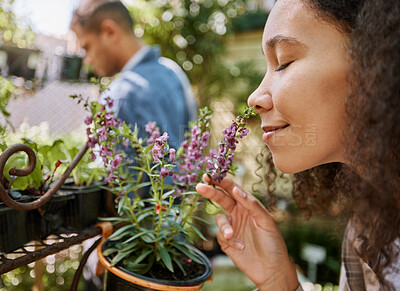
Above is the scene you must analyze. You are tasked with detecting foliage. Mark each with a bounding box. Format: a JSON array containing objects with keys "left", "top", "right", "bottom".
[
  {"left": 1, "top": 135, "right": 105, "bottom": 192},
  {"left": 125, "top": 0, "right": 261, "bottom": 106},
  {"left": 75, "top": 93, "right": 255, "bottom": 275},
  {"left": 0, "top": 0, "right": 35, "bottom": 48},
  {"left": 232, "top": 9, "right": 269, "bottom": 32},
  {"left": 0, "top": 76, "right": 17, "bottom": 135}
]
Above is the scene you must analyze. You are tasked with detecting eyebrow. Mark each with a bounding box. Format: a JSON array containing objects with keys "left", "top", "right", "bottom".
[{"left": 265, "top": 35, "right": 307, "bottom": 49}]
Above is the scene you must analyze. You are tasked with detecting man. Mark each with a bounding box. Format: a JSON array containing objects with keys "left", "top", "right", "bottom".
[{"left": 71, "top": 0, "right": 197, "bottom": 149}]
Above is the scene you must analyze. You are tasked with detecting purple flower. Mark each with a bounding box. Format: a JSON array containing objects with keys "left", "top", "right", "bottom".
[
  {"left": 200, "top": 131, "right": 210, "bottom": 149},
  {"left": 217, "top": 155, "right": 227, "bottom": 168},
  {"left": 147, "top": 125, "right": 161, "bottom": 145},
  {"left": 145, "top": 121, "right": 157, "bottom": 134},
  {"left": 218, "top": 142, "right": 227, "bottom": 155},
  {"left": 105, "top": 173, "right": 118, "bottom": 182},
  {"left": 191, "top": 126, "right": 201, "bottom": 138},
  {"left": 123, "top": 138, "right": 129, "bottom": 150},
  {"left": 99, "top": 145, "right": 112, "bottom": 158},
  {"left": 98, "top": 127, "right": 108, "bottom": 142},
  {"left": 84, "top": 116, "right": 93, "bottom": 125},
  {"left": 160, "top": 168, "right": 170, "bottom": 179},
  {"left": 90, "top": 151, "right": 96, "bottom": 161},
  {"left": 106, "top": 98, "right": 114, "bottom": 108},
  {"left": 104, "top": 112, "right": 118, "bottom": 127},
  {"left": 169, "top": 149, "right": 176, "bottom": 162},
  {"left": 111, "top": 155, "right": 122, "bottom": 169},
  {"left": 188, "top": 173, "right": 198, "bottom": 184},
  {"left": 239, "top": 128, "right": 249, "bottom": 138},
  {"left": 159, "top": 132, "right": 169, "bottom": 143},
  {"left": 87, "top": 137, "right": 97, "bottom": 148},
  {"left": 225, "top": 136, "right": 238, "bottom": 150}
]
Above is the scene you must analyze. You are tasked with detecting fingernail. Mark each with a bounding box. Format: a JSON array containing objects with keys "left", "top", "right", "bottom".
[
  {"left": 234, "top": 240, "right": 245, "bottom": 250},
  {"left": 235, "top": 187, "right": 246, "bottom": 198},
  {"left": 223, "top": 228, "right": 233, "bottom": 239}
]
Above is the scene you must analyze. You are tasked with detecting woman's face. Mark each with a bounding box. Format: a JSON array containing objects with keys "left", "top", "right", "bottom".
[{"left": 248, "top": 0, "right": 350, "bottom": 173}]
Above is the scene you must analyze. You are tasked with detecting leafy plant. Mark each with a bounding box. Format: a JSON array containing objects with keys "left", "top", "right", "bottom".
[
  {"left": 1, "top": 137, "right": 105, "bottom": 193},
  {"left": 0, "top": 76, "right": 17, "bottom": 135},
  {"left": 77, "top": 94, "right": 255, "bottom": 276}
]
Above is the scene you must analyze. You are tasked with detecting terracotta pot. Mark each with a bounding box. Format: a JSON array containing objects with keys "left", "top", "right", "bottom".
[{"left": 96, "top": 223, "right": 213, "bottom": 291}]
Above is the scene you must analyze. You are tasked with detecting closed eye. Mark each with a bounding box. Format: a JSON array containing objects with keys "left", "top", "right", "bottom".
[{"left": 275, "top": 61, "right": 293, "bottom": 72}]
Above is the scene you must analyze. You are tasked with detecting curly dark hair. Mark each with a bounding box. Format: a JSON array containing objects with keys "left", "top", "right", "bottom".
[{"left": 255, "top": 0, "right": 400, "bottom": 288}]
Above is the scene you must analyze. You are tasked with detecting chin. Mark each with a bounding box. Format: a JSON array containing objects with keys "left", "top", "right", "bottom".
[{"left": 271, "top": 154, "right": 313, "bottom": 174}]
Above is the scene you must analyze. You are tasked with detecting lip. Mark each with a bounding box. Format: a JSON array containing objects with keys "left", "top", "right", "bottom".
[{"left": 262, "top": 124, "right": 290, "bottom": 143}]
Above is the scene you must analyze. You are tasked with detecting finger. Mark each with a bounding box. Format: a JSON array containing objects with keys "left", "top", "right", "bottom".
[
  {"left": 196, "top": 183, "right": 236, "bottom": 212},
  {"left": 231, "top": 186, "right": 276, "bottom": 229},
  {"left": 216, "top": 230, "right": 245, "bottom": 251},
  {"left": 202, "top": 174, "right": 237, "bottom": 195},
  {"left": 216, "top": 213, "right": 234, "bottom": 239}
]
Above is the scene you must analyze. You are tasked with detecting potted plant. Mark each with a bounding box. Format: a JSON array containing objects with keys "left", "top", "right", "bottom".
[
  {"left": 0, "top": 139, "right": 76, "bottom": 244},
  {"left": 56, "top": 141, "right": 107, "bottom": 231},
  {"left": 78, "top": 95, "right": 256, "bottom": 290}
]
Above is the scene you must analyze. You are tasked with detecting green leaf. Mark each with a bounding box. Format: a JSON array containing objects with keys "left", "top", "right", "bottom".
[
  {"left": 108, "top": 224, "right": 135, "bottom": 241},
  {"left": 128, "top": 165, "right": 150, "bottom": 173},
  {"left": 158, "top": 245, "right": 174, "bottom": 273},
  {"left": 102, "top": 248, "right": 119, "bottom": 256},
  {"left": 110, "top": 251, "right": 132, "bottom": 266},
  {"left": 191, "top": 216, "right": 211, "bottom": 225},
  {"left": 173, "top": 256, "right": 187, "bottom": 276},
  {"left": 136, "top": 212, "right": 152, "bottom": 223},
  {"left": 141, "top": 233, "right": 156, "bottom": 243},
  {"left": 171, "top": 243, "right": 203, "bottom": 265},
  {"left": 98, "top": 216, "right": 130, "bottom": 223},
  {"left": 122, "top": 230, "right": 150, "bottom": 244},
  {"left": 125, "top": 249, "right": 153, "bottom": 267},
  {"left": 162, "top": 189, "right": 175, "bottom": 199},
  {"left": 187, "top": 222, "right": 208, "bottom": 241}
]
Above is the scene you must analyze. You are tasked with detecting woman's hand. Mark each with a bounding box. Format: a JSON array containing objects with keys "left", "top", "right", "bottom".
[{"left": 196, "top": 175, "right": 299, "bottom": 291}]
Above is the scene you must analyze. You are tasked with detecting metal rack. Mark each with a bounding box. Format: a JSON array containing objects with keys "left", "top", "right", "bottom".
[
  {"left": 0, "top": 227, "right": 101, "bottom": 275},
  {"left": 0, "top": 143, "right": 100, "bottom": 289}
]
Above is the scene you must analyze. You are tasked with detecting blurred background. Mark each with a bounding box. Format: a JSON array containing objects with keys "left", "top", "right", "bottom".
[{"left": 0, "top": 0, "right": 344, "bottom": 290}]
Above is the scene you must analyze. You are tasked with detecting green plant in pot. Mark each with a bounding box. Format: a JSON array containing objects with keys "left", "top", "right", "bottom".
[
  {"left": 81, "top": 97, "right": 255, "bottom": 290},
  {"left": 0, "top": 138, "right": 76, "bottom": 244},
  {"left": 56, "top": 140, "right": 107, "bottom": 231}
]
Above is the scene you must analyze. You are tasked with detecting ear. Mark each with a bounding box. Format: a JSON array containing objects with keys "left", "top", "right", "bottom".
[{"left": 99, "top": 19, "right": 121, "bottom": 41}]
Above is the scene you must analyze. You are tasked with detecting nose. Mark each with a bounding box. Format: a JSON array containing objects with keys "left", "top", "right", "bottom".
[{"left": 247, "top": 74, "right": 273, "bottom": 113}]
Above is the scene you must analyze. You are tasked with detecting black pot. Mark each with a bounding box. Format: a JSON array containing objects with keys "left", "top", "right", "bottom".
[
  {"left": 30, "top": 191, "right": 75, "bottom": 240},
  {"left": 60, "top": 181, "right": 108, "bottom": 230},
  {"left": 100, "top": 240, "right": 213, "bottom": 291},
  {"left": 0, "top": 192, "right": 36, "bottom": 253}
]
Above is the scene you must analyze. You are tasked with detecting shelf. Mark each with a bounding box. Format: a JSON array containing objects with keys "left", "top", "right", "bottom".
[{"left": 0, "top": 227, "right": 101, "bottom": 275}]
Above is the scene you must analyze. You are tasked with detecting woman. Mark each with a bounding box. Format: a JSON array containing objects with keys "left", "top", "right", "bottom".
[{"left": 196, "top": 0, "right": 400, "bottom": 290}]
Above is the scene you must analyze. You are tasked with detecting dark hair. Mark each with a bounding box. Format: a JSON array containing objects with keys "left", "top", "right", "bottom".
[
  {"left": 255, "top": 0, "right": 399, "bottom": 289},
  {"left": 72, "top": 0, "right": 133, "bottom": 33},
  {"left": 346, "top": 0, "right": 400, "bottom": 286}
]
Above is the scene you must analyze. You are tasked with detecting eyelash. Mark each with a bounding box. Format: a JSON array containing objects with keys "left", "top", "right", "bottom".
[{"left": 275, "top": 62, "right": 293, "bottom": 72}]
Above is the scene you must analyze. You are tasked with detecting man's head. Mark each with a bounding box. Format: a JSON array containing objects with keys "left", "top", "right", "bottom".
[{"left": 71, "top": 0, "right": 140, "bottom": 77}]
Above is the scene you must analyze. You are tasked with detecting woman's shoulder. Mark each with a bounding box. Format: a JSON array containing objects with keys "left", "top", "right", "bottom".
[{"left": 341, "top": 220, "right": 400, "bottom": 290}]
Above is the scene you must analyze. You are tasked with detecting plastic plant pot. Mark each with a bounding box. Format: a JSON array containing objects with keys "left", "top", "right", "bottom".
[
  {"left": 29, "top": 191, "right": 75, "bottom": 240},
  {"left": 98, "top": 239, "right": 213, "bottom": 291},
  {"left": 0, "top": 192, "right": 35, "bottom": 253},
  {"left": 61, "top": 181, "right": 108, "bottom": 231}
]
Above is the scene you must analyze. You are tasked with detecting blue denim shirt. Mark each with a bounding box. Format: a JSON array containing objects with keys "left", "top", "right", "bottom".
[{"left": 103, "top": 46, "right": 197, "bottom": 149}]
